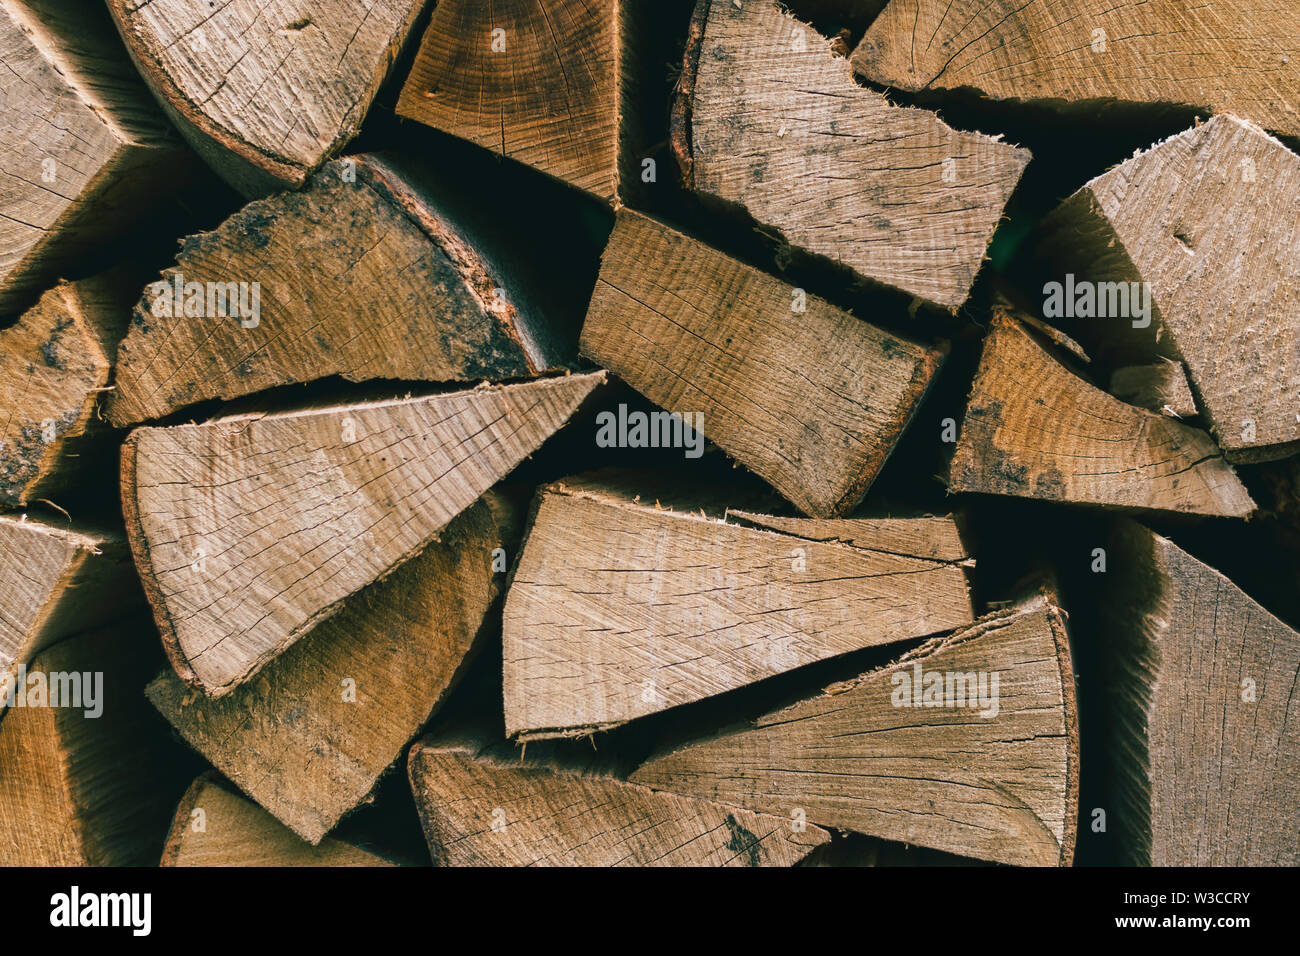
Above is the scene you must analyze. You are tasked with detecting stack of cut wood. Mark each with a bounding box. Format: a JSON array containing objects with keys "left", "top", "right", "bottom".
[{"left": 0, "top": 0, "right": 1296, "bottom": 868}]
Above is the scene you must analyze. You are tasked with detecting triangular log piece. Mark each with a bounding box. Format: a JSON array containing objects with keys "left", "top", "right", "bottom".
[
  {"left": 147, "top": 492, "right": 517, "bottom": 844},
  {"left": 1, "top": 275, "right": 132, "bottom": 506},
  {"left": 1029, "top": 115, "right": 1300, "bottom": 463},
  {"left": 107, "top": 154, "right": 573, "bottom": 427},
  {"left": 396, "top": 0, "right": 653, "bottom": 203},
  {"left": 0, "top": 621, "right": 189, "bottom": 865},
  {"left": 1, "top": 516, "right": 138, "bottom": 712},
  {"left": 161, "top": 773, "right": 394, "bottom": 867},
  {"left": 503, "top": 477, "right": 974, "bottom": 741},
  {"left": 1109, "top": 358, "right": 1199, "bottom": 419},
  {"left": 631, "top": 590, "right": 1079, "bottom": 867},
  {"left": 0, "top": 0, "right": 186, "bottom": 312},
  {"left": 673, "top": 0, "right": 1029, "bottom": 311},
  {"left": 1093, "top": 520, "right": 1300, "bottom": 866},
  {"left": 121, "top": 371, "right": 604, "bottom": 698},
  {"left": 947, "top": 309, "right": 1254, "bottom": 518},
  {"left": 408, "top": 737, "right": 830, "bottom": 866},
  {"left": 852, "top": 1, "right": 1300, "bottom": 140},
  {"left": 106, "top": 0, "right": 425, "bottom": 195},
  {"left": 581, "top": 211, "right": 944, "bottom": 517}
]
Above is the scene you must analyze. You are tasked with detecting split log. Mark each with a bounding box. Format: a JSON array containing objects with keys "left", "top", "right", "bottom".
[
  {"left": 147, "top": 493, "right": 517, "bottom": 844},
  {"left": 408, "top": 737, "right": 831, "bottom": 866},
  {"left": 1091, "top": 520, "right": 1300, "bottom": 866},
  {"left": 1086, "top": 522, "right": 1300, "bottom": 868},
  {"left": 673, "top": 0, "right": 1029, "bottom": 311},
  {"left": 581, "top": 211, "right": 944, "bottom": 517},
  {"left": 1, "top": 516, "right": 138, "bottom": 712},
  {"left": 0, "top": 275, "right": 132, "bottom": 507},
  {"left": 0, "top": 621, "right": 187, "bottom": 866},
  {"left": 852, "top": 0, "right": 1300, "bottom": 140},
  {"left": 0, "top": 0, "right": 186, "bottom": 313},
  {"left": 504, "top": 475, "right": 975, "bottom": 740},
  {"left": 162, "top": 773, "right": 393, "bottom": 867},
  {"left": 122, "top": 370, "right": 604, "bottom": 698},
  {"left": 947, "top": 310, "right": 1254, "bottom": 519},
  {"left": 1109, "top": 358, "right": 1198, "bottom": 419},
  {"left": 106, "top": 0, "right": 425, "bottom": 195},
  {"left": 1029, "top": 114, "right": 1300, "bottom": 463},
  {"left": 107, "top": 153, "right": 576, "bottom": 427},
  {"left": 631, "top": 588, "right": 1079, "bottom": 867},
  {"left": 396, "top": 0, "right": 653, "bottom": 203}
]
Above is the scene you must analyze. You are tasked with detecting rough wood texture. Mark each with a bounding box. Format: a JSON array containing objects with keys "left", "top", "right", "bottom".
[
  {"left": 1030, "top": 115, "right": 1300, "bottom": 463},
  {"left": 852, "top": 0, "right": 1300, "bottom": 140},
  {"left": 121, "top": 371, "right": 604, "bottom": 698},
  {"left": 632, "top": 590, "right": 1079, "bottom": 867},
  {"left": 504, "top": 477, "right": 975, "bottom": 740},
  {"left": 0, "top": 0, "right": 183, "bottom": 312},
  {"left": 948, "top": 310, "right": 1254, "bottom": 518},
  {"left": 581, "top": 211, "right": 944, "bottom": 517},
  {"left": 396, "top": 0, "right": 638, "bottom": 202},
  {"left": 107, "top": 154, "right": 570, "bottom": 427},
  {"left": 1110, "top": 358, "right": 1198, "bottom": 419},
  {"left": 0, "top": 622, "right": 185, "bottom": 866},
  {"left": 147, "top": 494, "right": 515, "bottom": 843},
  {"left": 409, "top": 738, "right": 830, "bottom": 866},
  {"left": 161, "top": 774, "right": 393, "bottom": 867},
  {"left": 0, "top": 517, "right": 137, "bottom": 713},
  {"left": 0, "top": 276, "right": 130, "bottom": 506},
  {"left": 675, "top": 0, "right": 1029, "bottom": 311},
  {"left": 1094, "top": 521, "right": 1300, "bottom": 866},
  {"left": 106, "top": 0, "right": 424, "bottom": 194}
]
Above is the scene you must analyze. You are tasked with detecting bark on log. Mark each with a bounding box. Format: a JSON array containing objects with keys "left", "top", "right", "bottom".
[
  {"left": 1091, "top": 520, "right": 1300, "bottom": 866},
  {"left": 673, "top": 0, "right": 1029, "bottom": 311},
  {"left": 0, "top": 621, "right": 187, "bottom": 865},
  {"left": 503, "top": 475, "right": 974, "bottom": 741},
  {"left": 147, "top": 493, "right": 517, "bottom": 844},
  {"left": 121, "top": 371, "right": 604, "bottom": 698},
  {"left": 0, "top": 516, "right": 138, "bottom": 714},
  {"left": 106, "top": 0, "right": 425, "bottom": 195},
  {"left": 947, "top": 309, "right": 1254, "bottom": 519},
  {"left": 852, "top": 0, "right": 1300, "bottom": 140},
  {"left": 408, "top": 736, "right": 831, "bottom": 866},
  {"left": 1029, "top": 114, "right": 1300, "bottom": 463},
  {"left": 0, "top": 275, "right": 132, "bottom": 506},
  {"left": 581, "top": 210, "right": 944, "bottom": 517},
  {"left": 107, "top": 153, "right": 575, "bottom": 428},
  {"left": 631, "top": 588, "right": 1080, "bottom": 867},
  {"left": 0, "top": 0, "right": 186, "bottom": 313},
  {"left": 161, "top": 773, "right": 394, "bottom": 867}
]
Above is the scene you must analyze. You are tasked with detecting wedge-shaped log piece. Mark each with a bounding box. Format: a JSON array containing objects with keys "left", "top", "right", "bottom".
[
  {"left": 106, "top": 0, "right": 424, "bottom": 194},
  {"left": 1094, "top": 521, "right": 1300, "bottom": 866},
  {"left": 1030, "top": 115, "right": 1300, "bottom": 462},
  {"left": 122, "top": 371, "right": 604, "bottom": 698},
  {"left": 632, "top": 591, "right": 1079, "bottom": 867},
  {"left": 1, "top": 276, "right": 131, "bottom": 506},
  {"left": 397, "top": 0, "right": 647, "bottom": 202},
  {"left": 148, "top": 494, "right": 516, "bottom": 843},
  {"left": 107, "top": 154, "right": 573, "bottom": 427},
  {"left": 1, "top": 517, "right": 137, "bottom": 711},
  {"left": 581, "top": 211, "right": 944, "bottom": 517},
  {"left": 948, "top": 311, "right": 1253, "bottom": 518},
  {"left": 162, "top": 774, "right": 394, "bottom": 867},
  {"left": 1110, "top": 358, "right": 1198, "bottom": 419},
  {"left": 409, "top": 738, "right": 830, "bottom": 866},
  {"left": 853, "top": 1, "right": 1300, "bottom": 140},
  {"left": 0, "top": 621, "right": 188, "bottom": 865},
  {"left": 504, "top": 477, "right": 974, "bottom": 740},
  {"left": 675, "top": 0, "right": 1029, "bottom": 310},
  {"left": 0, "top": 0, "right": 185, "bottom": 312}
]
